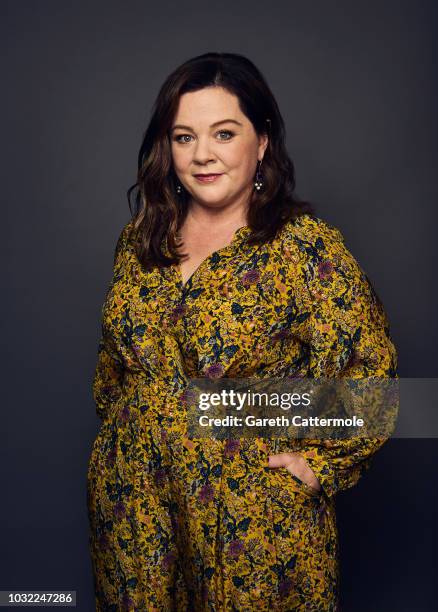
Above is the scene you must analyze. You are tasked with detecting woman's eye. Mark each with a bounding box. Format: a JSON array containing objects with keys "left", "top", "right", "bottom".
[
  {"left": 174, "top": 134, "right": 193, "bottom": 144},
  {"left": 173, "top": 130, "right": 235, "bottom": 144},
  {"left": 217, "top": 130, "right": 234, "bottom": 140}
]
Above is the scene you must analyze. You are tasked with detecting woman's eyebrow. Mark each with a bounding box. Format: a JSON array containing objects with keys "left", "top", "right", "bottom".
[{"left": 171, "top": 119, "right": 243, "bottom": 133}]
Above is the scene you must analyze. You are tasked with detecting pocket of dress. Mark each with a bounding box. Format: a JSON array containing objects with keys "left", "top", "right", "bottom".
[{"left": 267, "top": 465, "right": 322, "bottom": 502}]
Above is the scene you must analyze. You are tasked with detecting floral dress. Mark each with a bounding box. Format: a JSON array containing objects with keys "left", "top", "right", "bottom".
[{"left": 86, "top": 213, "right": 397, "bottom": 611}]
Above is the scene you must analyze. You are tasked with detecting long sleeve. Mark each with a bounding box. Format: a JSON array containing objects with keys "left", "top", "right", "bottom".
[
  {"left": 92, "top": 222, "right": 132, "bottom": 421},
  {"left": 292, "top": 219, "right": 398, "bottom": 498}
]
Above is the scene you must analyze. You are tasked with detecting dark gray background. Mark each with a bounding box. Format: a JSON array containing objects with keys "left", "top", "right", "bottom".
[{"left": 2, "top": 0, "right": 437, "bottom": 610}]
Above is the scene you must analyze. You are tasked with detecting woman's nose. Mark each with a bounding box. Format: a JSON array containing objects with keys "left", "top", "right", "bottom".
[{"left": 192, "top": 136, "right": 215, "bottom": 164}]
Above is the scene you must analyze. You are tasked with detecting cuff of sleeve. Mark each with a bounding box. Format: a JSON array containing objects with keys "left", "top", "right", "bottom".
[
  {"left": 93, "top": 384, "right": 122, "bottom": 421},
  {"left": 298, "top": 447, "right": 338, "bottom": 499}
]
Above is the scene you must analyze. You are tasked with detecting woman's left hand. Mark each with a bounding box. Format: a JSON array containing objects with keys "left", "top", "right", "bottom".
[{"left": 267, "top": 452, "right": 322, "bottom": 492}]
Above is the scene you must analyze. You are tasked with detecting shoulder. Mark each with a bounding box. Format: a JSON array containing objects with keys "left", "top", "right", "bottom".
[
  {"left": 113, "top": 219, "right": 135, "bottom": 266},
  {"left": 116, "top": 219, "right": 135, "bottom": 247},
  {"left": 281, "top": 213, "right": 370, "bottom": 294},
  {"left": 282, "top": 212, "right": 345, "bottom": 252},
  {"left": 279, "top": 213, "right": 353, "bottom": 270}
]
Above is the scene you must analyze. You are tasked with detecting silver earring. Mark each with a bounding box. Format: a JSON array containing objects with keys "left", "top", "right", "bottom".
[
  {"left": 254, "top": 159, "right": 264, "bottom": 191},
  {"left": 176, "top": 183, "right": 182, "bottom": 193}
]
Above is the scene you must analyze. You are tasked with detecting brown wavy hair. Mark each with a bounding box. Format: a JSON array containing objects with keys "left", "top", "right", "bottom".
[{"left": 126, "top": 51, "right": 315, "bottom": 271}]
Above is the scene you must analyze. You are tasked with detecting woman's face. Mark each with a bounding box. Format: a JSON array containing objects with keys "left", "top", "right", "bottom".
[{"left": 170, "top": 86, "right": 268, "bottom": 213}]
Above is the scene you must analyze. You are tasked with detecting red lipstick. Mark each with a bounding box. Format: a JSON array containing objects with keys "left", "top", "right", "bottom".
[{"left": 194, "top": 173, "right": 223, "bottom": 183}]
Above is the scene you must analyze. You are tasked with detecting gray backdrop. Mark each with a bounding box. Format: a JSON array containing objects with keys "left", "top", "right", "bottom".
[{"left": 2, "top": 0, "right": 437, "bottom": 610}]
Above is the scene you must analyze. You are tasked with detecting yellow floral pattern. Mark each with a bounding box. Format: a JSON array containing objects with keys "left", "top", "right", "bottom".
[{"left": 87, "top": 213, "right": 397, "bottom": 611}]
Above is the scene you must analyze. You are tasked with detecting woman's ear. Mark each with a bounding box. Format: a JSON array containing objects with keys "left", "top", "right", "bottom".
[{"left": 258, "top": 132, "right": 269, "bottom": 160}]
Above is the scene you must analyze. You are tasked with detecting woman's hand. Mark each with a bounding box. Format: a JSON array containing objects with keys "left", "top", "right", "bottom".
[{"left": 267, "top": 452, "right": 322, "bottom": 492}]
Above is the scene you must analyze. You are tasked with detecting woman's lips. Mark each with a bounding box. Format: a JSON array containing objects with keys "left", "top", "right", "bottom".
[{"left": 194, "top": 174, "right": 223, "bottom": 183}]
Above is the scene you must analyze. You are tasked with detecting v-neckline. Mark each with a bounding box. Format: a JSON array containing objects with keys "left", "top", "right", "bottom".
[{"left": 176, "top": 225, "right": 251, "bottom": 291}]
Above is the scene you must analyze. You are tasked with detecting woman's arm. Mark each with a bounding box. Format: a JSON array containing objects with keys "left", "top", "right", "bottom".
[
  {"left": 293, "top": 218, "right": 398, "bottom": 498},
  {"left": 92, "top": 222, "right": 132, "bottom": 421},
  {"left": 92, "top": 329, "right": 125, "bottom": 421}
]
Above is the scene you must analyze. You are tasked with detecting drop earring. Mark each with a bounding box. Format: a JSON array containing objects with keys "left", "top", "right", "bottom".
[
  {"left": 176, "top": 183, "right": 182, "bottom": 193},
  {"left": 254, "top": 159, "right": 264, "bottom": 191}
]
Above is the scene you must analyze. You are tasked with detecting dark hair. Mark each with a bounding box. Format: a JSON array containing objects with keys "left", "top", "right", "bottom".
[{"left": 127, "top": 51, "right": 315, "bottom": 271}]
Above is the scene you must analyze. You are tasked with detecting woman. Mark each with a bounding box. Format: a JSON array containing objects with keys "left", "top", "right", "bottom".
[{"left": 87, "top": 52, "right": 398, "bottom": 611}]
